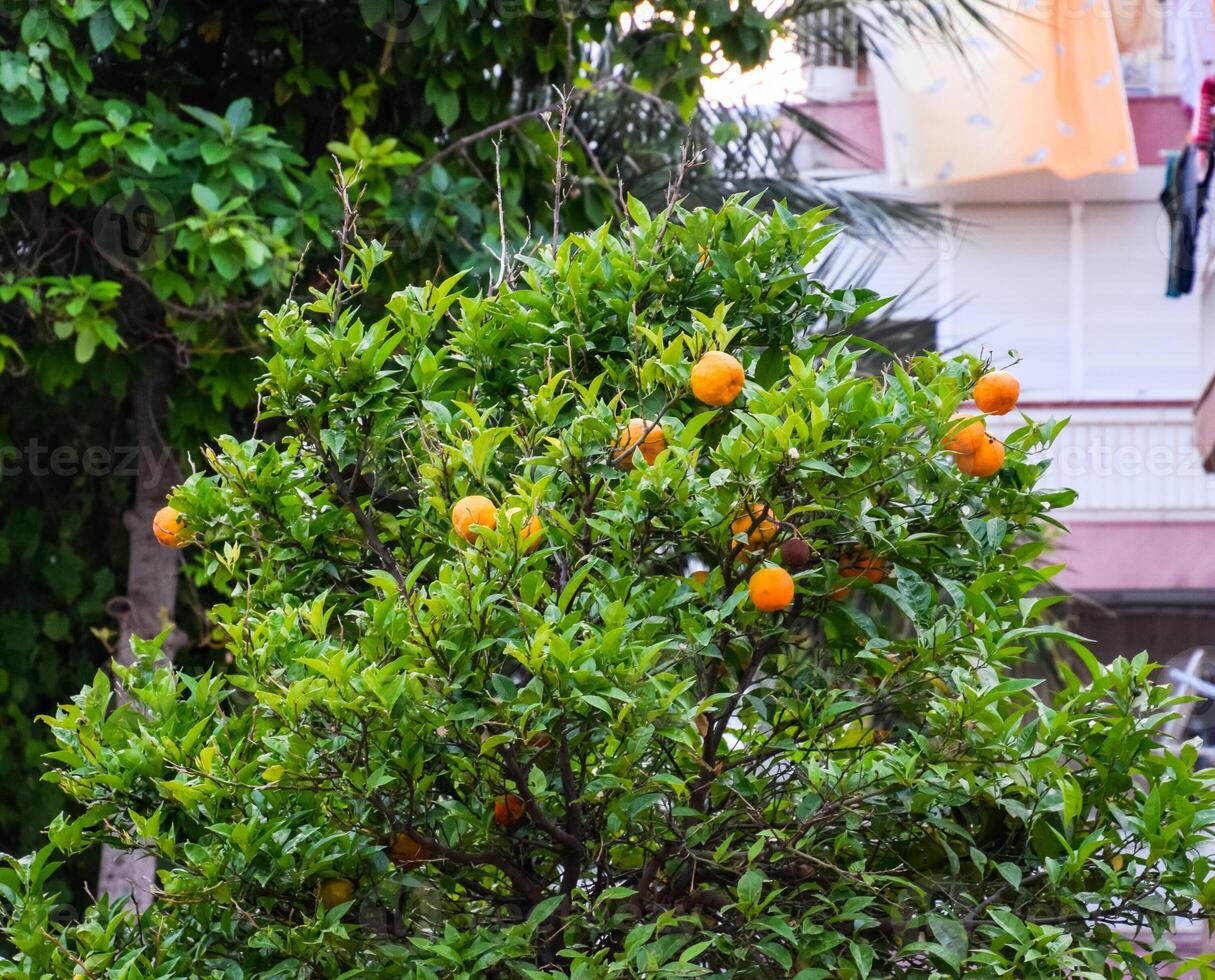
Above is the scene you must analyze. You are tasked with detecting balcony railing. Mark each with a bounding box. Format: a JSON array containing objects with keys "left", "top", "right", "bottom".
[
  {"left": 988, "top": 405, "right": 1215, "bottom": 521},
  {"left": 794, "top": 9, "right": 868, "bottom": 100}
]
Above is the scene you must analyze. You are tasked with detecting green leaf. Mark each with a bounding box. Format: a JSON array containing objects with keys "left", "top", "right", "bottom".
[
  {"left": 191, "top": 183, "right": 221, "bottom": 213},
  {"left": 125, "top": 140, "right": 158, "bottom": 173},
  {"left": 41, "top": 612, "right": 70, "bottom": 641},
  {"left": 995, "top": 862, "right": 1022, "bottom": 890},
  {"left": 736, "top": 868, "right": 764, "bottom": 909},
  {"left": 928, "top": 915, "right": 968, "bottom": 971},
  {"left": 74, "top": 330, "right": 97, "bottom": 363},
  {"left": 200, "top": 141, "right": 232, "bottom": 165},
  {"left": 849, "top": 940, "right": 874, "bottom": 979},
  {"left": 225, "top": 97, "right": 253, "bottom": 133},
  {"left": 209, "top": 241, "right": 245, "bottom": 280},
  {"left": 432, "top": 90, "right": 459, "bottom": 128},
  {"left": 626, "top": 195, "right": 651, "bottom": 229},
  {"left": 88, "top": 11, "right": 118, "bottom": 51},
  {"left": 523, "top": 895, "right": 563, "bottom": 934}
]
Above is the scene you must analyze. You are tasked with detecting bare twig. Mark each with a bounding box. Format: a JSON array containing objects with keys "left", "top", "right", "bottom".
[
  {"left": 408, "top": 81, "right": 604, "bottom": 186},
  {"left": 329, "top": 156, "right": 366, "bottom": 324},
  {"left": 546, "top": 86, "right": 573, "bottom": 241},
  {"left": 492, "top": 137, "right": 509, "bottom": 293}
]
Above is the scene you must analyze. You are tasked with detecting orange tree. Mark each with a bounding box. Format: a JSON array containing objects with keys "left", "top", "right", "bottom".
[{"left": 4, "top": 199, "right": 1214, "bottom": 976}]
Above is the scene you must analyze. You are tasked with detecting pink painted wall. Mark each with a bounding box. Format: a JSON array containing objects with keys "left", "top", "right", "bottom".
[
  {"left": 786, "top": 94, "right": 1191, "bottom": 172},
  {"left": 1053, "top": 522, "right": 1215, "bottom": 592},
  {"left": 1195, "top": 379, "right": 1215, "bottom": 471},
  {"left": 788, "top": 97, "right": 885, "bottom": 170},
  {"left": 1130, "top": 95, "right": 1194, "bottom": 167}
]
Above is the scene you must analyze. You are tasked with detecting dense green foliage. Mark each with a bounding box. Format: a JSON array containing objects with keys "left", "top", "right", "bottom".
[
  {"left": 3, "top": 200, "right": 1213, "bottom": 976},
  {"left": 0, "top": 0, "right": 786, "bottom": 867}
]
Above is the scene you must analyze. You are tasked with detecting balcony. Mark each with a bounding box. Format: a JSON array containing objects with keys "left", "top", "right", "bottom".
[
  {"left": 790, "top": 7, "right": 1193, "bottom": 174},
  {"left": 1003, "top": 405, "right": 1215, "bottom": 521},
  {"left": 986, "top": 405, "right": 1215, "bottom": 593}
]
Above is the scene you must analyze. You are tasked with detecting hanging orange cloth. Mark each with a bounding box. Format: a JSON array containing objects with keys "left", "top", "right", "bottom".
[
  {"left": 870, "top": 0, "right": 1138, "bottom": 188},
  {"left": 1110, "top": 0, "right": 1162, "bottom": 54}
]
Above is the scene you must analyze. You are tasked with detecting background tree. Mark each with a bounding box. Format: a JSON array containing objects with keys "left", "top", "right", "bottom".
[{"left": 2, "top": 198, "right": 1212, "bottom": 977}]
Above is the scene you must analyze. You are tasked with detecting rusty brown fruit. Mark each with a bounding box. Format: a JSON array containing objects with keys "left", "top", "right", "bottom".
[{"left": 780, "top": 537, "right": 812, "bottom": 569}]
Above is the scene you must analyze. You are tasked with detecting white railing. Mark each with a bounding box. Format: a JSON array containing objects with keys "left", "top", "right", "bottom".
[
  {"left": 988, "top": 405, "right": 1215, "bottom": 521},
  {"left": 794, "top": 8, "right": 863, "bottom": 69},
  {"left": 795, "top": 9, "right": 868, "bottom": 101}
]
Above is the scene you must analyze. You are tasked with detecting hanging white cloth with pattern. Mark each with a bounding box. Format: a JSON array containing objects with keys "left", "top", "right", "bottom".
[{"left": 1176, "top": 0, "right": 1215, "bottom": 109}]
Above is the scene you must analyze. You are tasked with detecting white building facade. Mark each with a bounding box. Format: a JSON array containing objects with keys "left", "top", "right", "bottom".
[{"left": 791, "top": 8, "right": 1215, "bottom": 660}]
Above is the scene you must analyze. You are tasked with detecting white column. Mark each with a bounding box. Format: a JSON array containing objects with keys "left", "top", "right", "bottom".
[
  {"left": 937, "top": 202, "right": 956, "bottom": 350},
  {"left": 1068, "top": 201, "right": 1085, "bottom": 399}
]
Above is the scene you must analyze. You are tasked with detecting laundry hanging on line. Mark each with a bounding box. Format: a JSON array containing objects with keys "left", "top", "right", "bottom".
[
  {"left": 1110, "top": 0, "right": 1163, "bottom": 55},
  {"left": 868, "top": 0, "right": 1138, "bottom": 188},
  {"left": 1162, "top": 73, "right": 1215, "bottom": 298},
  {"left": 1175, "top": 0, "right": 1215, "bottom": 109},
  {"left": 1161, "top": 142, "right": 1212, "bottom": 297}
]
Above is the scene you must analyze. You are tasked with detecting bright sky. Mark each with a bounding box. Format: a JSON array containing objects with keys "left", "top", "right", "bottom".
[
  {"left": 702, "top": 33, "right": 805, "bottom": 107},
  {"left": 624, "top": 2, "right": 807, "bottom": 108}
]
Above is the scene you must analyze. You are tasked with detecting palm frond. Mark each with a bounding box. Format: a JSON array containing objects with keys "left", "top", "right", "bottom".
[
  {"left": 571, "top": 89, "right": 952, "bottom": 245},
  {"left": 778, "top": 0, "right": 1004, "bottom": 58}
]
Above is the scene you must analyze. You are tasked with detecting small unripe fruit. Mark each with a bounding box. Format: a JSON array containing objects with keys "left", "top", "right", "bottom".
[{"left": 780, "top": 538, "right": 811, "bottom": 569}]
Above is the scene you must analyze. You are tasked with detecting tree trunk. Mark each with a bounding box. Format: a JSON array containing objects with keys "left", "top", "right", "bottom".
[{"left": 98, "top": 348, "right": 186, "bottom": 911}]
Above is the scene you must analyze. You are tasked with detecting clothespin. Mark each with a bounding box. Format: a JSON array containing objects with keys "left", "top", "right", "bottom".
[{"left": 1190, "top": 76, "right": 1215, "bottom": 160}]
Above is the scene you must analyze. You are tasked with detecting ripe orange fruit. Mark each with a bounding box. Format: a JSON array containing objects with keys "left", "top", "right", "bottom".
[
  {"left": 389, "top": 834, "right": 434, "bottom": 869},
  {"left": 152, "top": 506, "right": 190, "bottom": 549},
  {"left": 731, "top": 503, "right": 779, "bottom": 553},
  {"left": 493, "top": 793, "right": 526, "bottom": 829},
  {"left": 318, "top": 878, "right": 354, "bottom": 910},
  {"left": 832, "top": 548, "right": 885, "bottom": 600},
  {"left": 840, "top": 548, "right": 885, "bottom": 585},
  {"left": 452, "top": 495, "right": 497, "bottom": 542},
  {"left": 504, "top": 507, "right": 543, "bottom": 553},
  {"left": 690, "top": 569, "right": 710, "bottom": 589},
  {"left": 526, "top": 731, "right": 553, "bottom": 750},
  {"left": 690, "top": 350, "right": 745, "bottom": 407},
  {"left": 973, "top": 370, "right": 1020, "bottom": 415},
  {"left": 954, "top": 436, "right": 1005, "bottom": 478},
  {"left": 611, "top": 418, "right": 666, "bottom": 470},
  {"left": 749, "top": 566, "right": 795, "bottom": 612},
  {"left": 941, "top": 414, "right": 986, "bottom": 457}
]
